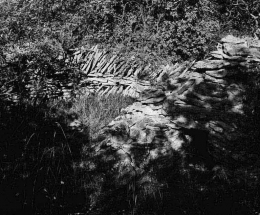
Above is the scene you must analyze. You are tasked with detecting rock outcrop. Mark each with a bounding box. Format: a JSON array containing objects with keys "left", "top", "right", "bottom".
[{"left": 91, "top": 35, "right": 260, "bottom": 172}]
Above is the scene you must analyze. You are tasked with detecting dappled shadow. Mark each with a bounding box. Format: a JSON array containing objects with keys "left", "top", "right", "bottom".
[
  {"left": 169, "top": 65, "right": 260, "bottom": 162},
  {"left": 162, "top": 63, "right": 260, "bottom": 214},
  {"left": 85, "top": 132, "right": 257, "bottom": 214},
  {"left": 79, "top": 61, "right": 260, "bottom": 214},
  {"left": 4, "top": 43, "right": 260, "bottom": 214}
]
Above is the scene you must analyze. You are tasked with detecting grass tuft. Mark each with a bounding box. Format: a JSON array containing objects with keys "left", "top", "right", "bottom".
[
  {"left": 69, "top": 93, "right": 135, "bottom": 139},
  {"left": 0, "top": 93, "right": 135, "bottom": 214}
]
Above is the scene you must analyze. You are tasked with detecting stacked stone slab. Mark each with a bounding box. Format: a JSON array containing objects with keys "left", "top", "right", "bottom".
[
  {"left": 73, "top": 46, "right": 171, "bottom": 98},
  {"left": 93, "top": 35, "right": 260, "bottom": 171}
]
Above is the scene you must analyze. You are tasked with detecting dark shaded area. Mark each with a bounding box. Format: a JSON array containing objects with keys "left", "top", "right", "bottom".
[
  {"left": 1, "top": 59, "right": 260, "bottom": 215},
  {"left": 0, "top": 98, "right": 88, "bottom": 215},
  {"left": 180, "top": 127, "right": 215, "bottom": 169},
  {"left": 77, "top": 64, "right": 260, "bottom": 215},
  {"left": 80, "top": 139, "right": 259, "bottom": 215},
  {"left": 163, "top": 65, "right": 260, "bottom": 214}
]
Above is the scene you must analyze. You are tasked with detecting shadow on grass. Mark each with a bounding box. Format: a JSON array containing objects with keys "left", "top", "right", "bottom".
[
  {"left": 0, "top": 93, "right": 135, "bottom": 215},
  {"left": 0, "top": 98, "right": 89, "bottom": 215},
  {"left": 79, "top": 139, "right": 258, "bottom": 215}
]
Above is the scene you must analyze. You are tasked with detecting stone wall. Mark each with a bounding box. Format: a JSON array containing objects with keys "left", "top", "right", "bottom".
[
  {"left": 72, "top": 45, "right": 171, "bottom": 98},
  {"left": 92, "top": 35, "right": 260, "bottom": 171},
  {"left": 3, "top": 35, "right": 260, "bottom": 173}
]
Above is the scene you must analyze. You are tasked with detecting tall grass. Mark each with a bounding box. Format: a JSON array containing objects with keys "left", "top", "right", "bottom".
[
  {"left": 68, "top": 94, "right": 135, "bottom": 139},
  {"left": 0, "top": 93, "right": 134, "bottom": 214}
]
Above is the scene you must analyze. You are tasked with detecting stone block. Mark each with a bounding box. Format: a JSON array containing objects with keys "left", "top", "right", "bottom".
[
  {"left": 205, "top": 69, "right": 227, "bottom": 78},
  {"left": 221, "top": 35, "right": 247, "bottom": 44},
  {"left": 193, "top": 60, "right": 231, "bottom": 70},
  {"left": 223, "top": 43, "right": 250, "bottom": 56}
]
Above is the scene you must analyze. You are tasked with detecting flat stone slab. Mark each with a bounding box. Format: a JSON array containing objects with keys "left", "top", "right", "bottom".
[
  {"left": 223, "top": 43, "right": 250, "bottom": 56},
  {"left": 205, "top": 69, "right": 228, "bottom": 78},
  {"left": 193, "top": 60, "right": 231, "bottom": 70},
  {"left": 221, "top": 35, "right": 247, "bottom": 44}
]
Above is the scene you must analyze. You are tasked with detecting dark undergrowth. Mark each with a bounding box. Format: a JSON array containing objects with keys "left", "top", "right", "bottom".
[
  {"left": 1, "top": 71, "right": 260, "bottom": 214},
  {"left": 0, "top": 98, "right": 85, "bottom": 214},
  {"left": 0, "top": 94, "right": 134, "bottom": 215}
]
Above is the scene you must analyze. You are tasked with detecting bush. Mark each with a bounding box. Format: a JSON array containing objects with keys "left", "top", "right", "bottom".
[
  {"left": 217, "top": 0, "right": 260, "bottom": 35},
  {"left": 0, "top": 0, "right": 221, "bottom": 66}
]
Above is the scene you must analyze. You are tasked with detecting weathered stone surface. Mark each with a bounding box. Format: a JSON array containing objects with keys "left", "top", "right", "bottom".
[
  {"left": 140, "top": 96, "right": 166, "bottom": 104},
  {"left": 222, "top": 53, "right": 247, "bottom": 61},
  {"left": 58, "top": 35, "right": 259, "bottom": 176},
  {"left": 249, "top": 48, "right": 260, "bottom": 59},
  {"left": 177, "top": 79, "right": 196, "bottom": 95},
  {"left": 205, "top": 69, "right": 227, "bottom": 78},
  {"left": 193, "top": 60, "right": 231, "bottom": 70},
  {"left": 204, "top": 74, "right": 228, "bottom": 85},
  {"left": 223, "top": 43, "right": 250, "bottom": 56},
  {"left": 210, "top": 51, "right": 224, "bottom": 59},
  {"left": 221, "top": 35, "right": 247, "bottom": 44},
  {"left": 139, "top": 88, "right": 165, "bottom": 99}
]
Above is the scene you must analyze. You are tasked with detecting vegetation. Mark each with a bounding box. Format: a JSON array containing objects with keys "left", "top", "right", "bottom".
[
  {"left": 0, "top": 94, "right": 134, "bottom": 214},
  {"left": 1, "top": 0, "right": 260, "bottom": 214}
]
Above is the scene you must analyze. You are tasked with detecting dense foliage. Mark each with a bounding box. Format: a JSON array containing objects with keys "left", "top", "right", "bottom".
[
  {"left": 1, "top": 0, "right": 259, "bottom": 64},
  {"left": 1, "top": 0, "right": 259, "bottom": 96}
]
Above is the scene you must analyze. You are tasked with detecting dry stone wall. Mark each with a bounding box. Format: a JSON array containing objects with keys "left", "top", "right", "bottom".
[
  {"left": 92, "top": 35, "right": 260, "bottom": 171},
  {"left": 3, "top": 35, "right": 259, "bottom": 172},
  {"left": 73, "top": 46, "right": 169, "bottom": 98}
]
